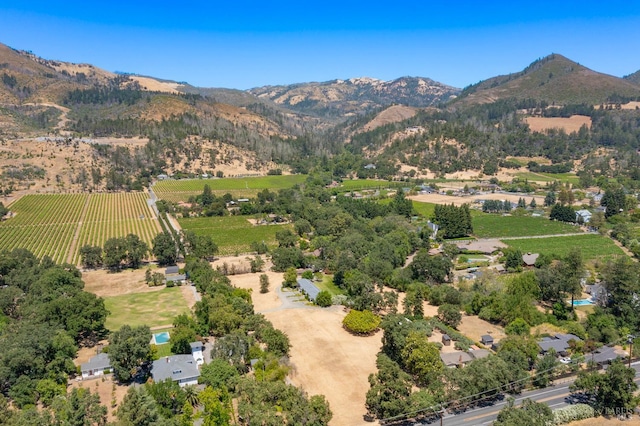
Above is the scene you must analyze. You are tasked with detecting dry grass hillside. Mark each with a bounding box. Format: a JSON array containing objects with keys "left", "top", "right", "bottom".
[
  {"left": 525, "top": 115, "right": 592, "bottom": 133},
  {"left": 0, "top": 134, "right": 283, "bottom": 198},
  {"left": 362, "top": 105, "right": 417, "bottom": 132}
]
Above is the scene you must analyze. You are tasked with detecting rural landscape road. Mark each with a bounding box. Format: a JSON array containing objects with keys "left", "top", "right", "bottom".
[{"left": 425, "top": 362, "right": 640, "bottom": 426}]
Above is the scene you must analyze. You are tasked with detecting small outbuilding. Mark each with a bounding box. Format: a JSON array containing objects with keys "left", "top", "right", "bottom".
[
  {"left": 442, "top": 334, "right": 451, "bottom": 346},
  {"left": 190, "top": 341, "right": 204, "bottom": 366},
  {"left": 480, "top": 335, "right": 494, "bottom": 346},
  {"left": 522, "top": 252, "right": 539, "bottom": 267},
  {"left": 165, "top": 266, "right": 180, "bottom": 275}
]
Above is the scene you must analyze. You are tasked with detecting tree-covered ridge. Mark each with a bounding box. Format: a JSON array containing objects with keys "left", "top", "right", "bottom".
[{"left": 343, "top": 98, "right": 640, "bottom": 179}]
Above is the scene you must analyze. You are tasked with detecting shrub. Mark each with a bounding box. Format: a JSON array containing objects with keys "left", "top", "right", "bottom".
[
  {"left": 551, "top": 404, "right": 596, "bottom": 425},
  {"left": 342, "top": 310, "right": 381, "bottom": 335},
  {"left": 332, "top": 294, "right": 348, "bottom": 306},
  {"left": 316, "top": 291, "right": 332, "bottom": 307}
]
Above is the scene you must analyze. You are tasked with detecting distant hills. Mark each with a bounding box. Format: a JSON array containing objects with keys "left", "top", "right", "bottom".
[
  {"left": 247, "top": 77, "right": 459, "bottom": 119},
  {"left": 1, "top": 41, "right": 640, "bottom": 188},
  {"left": 454, "top": 54, "right": 640, "bottom": 106},
  {"left": 624, "top": 69, "right": 640, "bottom": 86}
]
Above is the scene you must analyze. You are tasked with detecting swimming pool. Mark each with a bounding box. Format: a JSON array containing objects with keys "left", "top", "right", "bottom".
[
  {"left": 153, "top": 332, "right": 171, "bottom": 345},
  {"left": 572, "top": 299, "right": 594, "bottom": 306}
]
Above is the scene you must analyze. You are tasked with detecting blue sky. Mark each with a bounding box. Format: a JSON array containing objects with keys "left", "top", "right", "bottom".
[{"left": 1, "top": 1, "right": 639, "bottom": 90}]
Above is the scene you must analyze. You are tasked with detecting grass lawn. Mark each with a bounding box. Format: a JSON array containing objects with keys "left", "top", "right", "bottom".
[
  {"left": 104, "top": 287, "right": 191, "bottom": 331},
  {"left": 473, "top": 214, "right": 581, "bottom": 238},
  {"left": 153, "top": 343, "right": 174, "bottom": 358},
  {"left": 502, "top": 234, "right": 624, "bottom": 261},
  {"left": 178, "top": 215, "right": 292, "bottom": 255},
  {"left": 315, "top": 274, "right": 346, "bottom": 296},
  {"left": 412, "top": 201, "right": 436, "bottom": 218}
]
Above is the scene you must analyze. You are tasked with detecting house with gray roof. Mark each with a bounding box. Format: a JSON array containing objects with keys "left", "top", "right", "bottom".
[
  {"left": 589, "top": 346, "right": 626, "bottom": 365},
  {"left": 440, "top": 349, "right": 491, "bottom": 368},
  {"left": 81, "top": 353, "right": 112, "bottom": 380},
  {"left": 538, "top": 333, "right": 582, "bottom": 356},
  {"left": 151, "top": 355, "right": 200, "bottom": 387},
  {"left": 575, "top": 209, "right": 592, "bottom": 224},
  {"left": 297, "top": 278, "right": 320, "bottom": 302},
  {"left": 164, "top": 266, "right": 186, "bottom": 285}
]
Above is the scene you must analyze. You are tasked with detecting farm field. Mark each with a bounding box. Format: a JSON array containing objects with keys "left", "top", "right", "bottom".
[
  {"left": 0, "top": 194, "right": 85, "bottom": 263},
  {"left": 103, "top": 286, "right": 191, "bottom": 331},
  {"left": 152, "top": 175, "right": 307, "bottom": 202},
  {"left": 473, "top": 214, "right": 581, "bottom": 238},
  {"left": 0, "top": 193, "right": 160, "bottom": 264},
  {"left": 178, "top": 215, "right": 292, "bottom": 255},
  {"left": 71, "top": 192, "right": 161, "bottom": 264},
  {"left": 337, "top": 179, "right": 403, "bottom": 192},
  {"left": 515, "top": 171, "right": 580, "bottom": 185},
  {"left": 502, "top": 234, "right": 624, "bottom": 261}
]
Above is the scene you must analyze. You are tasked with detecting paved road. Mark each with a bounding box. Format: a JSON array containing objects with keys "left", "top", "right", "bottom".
[{"left": 400, "top": 362, "right": 640, "bottom": 425}]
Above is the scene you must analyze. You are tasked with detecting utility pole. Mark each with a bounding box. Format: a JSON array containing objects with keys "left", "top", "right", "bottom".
[{"left": 628, "top": 335, "right": 635, "bottom": 368}]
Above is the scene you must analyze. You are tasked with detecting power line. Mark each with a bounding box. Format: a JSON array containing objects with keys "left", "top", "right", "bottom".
[{"left": 379, "top": 340, "right": 636, "bottom": 425}]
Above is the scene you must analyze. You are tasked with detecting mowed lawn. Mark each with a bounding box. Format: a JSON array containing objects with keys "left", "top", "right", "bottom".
[
  {"left": 104, "top": 287, "right": 191, "bottom": 331},
  {"left": 473, "top": 214, "right": 581, "bottom": 238},
  {"left": 178, "top": 215, "right": 292, "bottom": 255},
  {"left": 502, "top": 234, "right": 624, "bottom": 261}
]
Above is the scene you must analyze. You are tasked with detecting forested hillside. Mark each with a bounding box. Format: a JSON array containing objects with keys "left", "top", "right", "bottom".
[{"left": 1, "top": 43, "right": 640, "bottom": 192}]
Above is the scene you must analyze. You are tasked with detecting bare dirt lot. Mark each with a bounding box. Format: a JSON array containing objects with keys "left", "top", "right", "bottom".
[
  {"left": 267, "top": 308, "right": 381, "bottom": 426},
  {"left": 69, "top": 375, "right": 129, "bottom": 423},
  {"left": 230, "top": 273, "right": 382, "bottom": 426},
  {"left": 82, "top": 268, "right": 157, "bottom": 297},
  {"left": 525, "top": 115, "right": 591, "bottom": 133},
  {"left": 457, "top": 315, "right": 506, "bottom": 344}
]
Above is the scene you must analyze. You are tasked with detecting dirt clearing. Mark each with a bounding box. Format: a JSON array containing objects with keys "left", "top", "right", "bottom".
[
  {"left": 525, "top": 115, "right": 591, "bottom": 133},
  {"left": 82, "top": 268, "right": 157, "bottom": 297},
  {"left": 230, "top": 274, "right": 381, "bottom": 426},
  {"left": 69, "top": 375, "right": 128, "bottom": 423},
  {"left": 267, "top": 307, "right": 381, "bottom": 426},
  {"left": 457, "top": 315, "right": 506, "bottom": 344}
]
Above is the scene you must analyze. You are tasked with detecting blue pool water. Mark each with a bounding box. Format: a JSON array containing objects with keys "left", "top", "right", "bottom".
[
  {"left": 153, "top": 332, "right": 170, "bottom": 345},
  {"left": 572, "top": 299, "right": 594, "bottom": 306}
]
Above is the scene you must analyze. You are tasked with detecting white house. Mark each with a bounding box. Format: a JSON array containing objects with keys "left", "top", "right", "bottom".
[
  {"left": 81, "top": 353, "right": 112, "bottom": 380},
  {"left": 190, "top": 341, "right": 204, "bottom": 366},
  {"left": 575, "top": 209, "right": 592, "bottom": 224}
]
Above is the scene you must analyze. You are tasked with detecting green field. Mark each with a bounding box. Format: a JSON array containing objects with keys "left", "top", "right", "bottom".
[
  {"left": 103, "top": 287, "right": 191, "bottom": 331},
  {"left": 316, "top": 274, "right": 346, "bottom": 296},
  {"left": 473, "top": 214, "right": 581, "bottom": 238},
  {"left": 515, "top": 172, "right": 579, "bottom": 185},
  {"left": 337, "top": 179, "right": 404, "bottom": 192},
  {"left": 412, "top": 201, "right": 436, "bottom": 218},
  {"left": 502, "top": 234, "right": 624, "bottom": 261},
  {"left": 178, "top": 215, "right": 292, "bottom": 255},
  {"left": 153, "top": 175, "right": 307, "bottom": 202},
  {"left": 0, "top": 193, "right": 160, "bottom": 264}
]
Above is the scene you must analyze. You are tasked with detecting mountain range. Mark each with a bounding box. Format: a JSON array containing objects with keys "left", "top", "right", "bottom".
[{"left": 1, "top": 41, "right": 640, "bottom": 191}]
